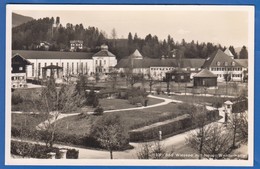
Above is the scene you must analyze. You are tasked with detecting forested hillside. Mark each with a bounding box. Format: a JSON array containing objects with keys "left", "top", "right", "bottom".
[
  {"left": 12, "top": 13, "right": 33, "bottom": 27},
  {"left": 12, "top": 16, "right": 248, "bottom": 60}
]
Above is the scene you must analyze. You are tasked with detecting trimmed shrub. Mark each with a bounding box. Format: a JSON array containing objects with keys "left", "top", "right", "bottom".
[
  {"left": 232, "top": 99, "right": 248, "bottom": 113},
  {"left": 11, "top": 141, "right": 79, "bottom": 159},
  {"left": 12, "top": 92, "right": 23, "bottom": 105},
  {"left": 129, "top": 115, "right": 192, "bottom": 142},
  {"left": 66, "top": 149, "right": 79, "bottom": 159},
  {"left": 93, "top": 106, "right": 104, "bottom": 115},
  {"left": 129, "top": 110, "right": 219, "bottom": 142}
]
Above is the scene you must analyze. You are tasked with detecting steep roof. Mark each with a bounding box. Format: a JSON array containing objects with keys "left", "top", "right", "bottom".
[
  {"left": 115, "top": 58, "right": 205, "bottom": 69},
  {"left": 193, "top": 69, "right": 217, "bottom": 78},
  {"left": 12, "top": 53, "right": 32, "bottom": 65},
  {"left": 202, "top": 49, "right": 242, "bottom": 68},
  {"left": 130, "top": 49, "right": 143, "bottom": 59},
  {"left": 224, "top": 48, "right": 234, "bottom": 57},
  {"left": 180, "top": 59, "right": 205, "bottom": 68},
  {"left": 235, "top": 59, "right": 248, "bottom": 68},
  {"left": 93, "top": 50, "right": 116, "bottom": 57},
  {"left": 12, "top": 50, "right": 94, "bottom": 60}
]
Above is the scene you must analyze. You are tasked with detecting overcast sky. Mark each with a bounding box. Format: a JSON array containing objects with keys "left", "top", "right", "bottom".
[{"left": 13, "top": 6, "right": 250, "bottom": 48}]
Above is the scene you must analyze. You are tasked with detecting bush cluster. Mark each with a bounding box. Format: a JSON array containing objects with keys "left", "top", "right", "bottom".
[
  {"left": 11, "top": 141, "right": 79, "bottom": 159},
  {"left": 11, "top": 127, "right": 102, "bottom": 149},
  {"left": 232, "top": 99, "right": 248, "bottom": 113}
]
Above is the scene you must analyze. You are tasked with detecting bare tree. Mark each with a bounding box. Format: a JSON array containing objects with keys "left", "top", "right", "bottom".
[
  {"left": 186, "top": 123, "right": 233, "bottom": 159},
  {"left": 202, "top": 124, "right": 233, "bottom": 159},
  {"left": 146, "top": 74, "right": 158, "bottom": 93},
  {"left": 228, "top": 112, "right": 240, "bottom": 148},
  {"left": 108, "top": 70, "right": 118, "bottom": 90},
  {"left": 36, "top": 76, "right": 80, "bottom": 148},
  {"left": 136, "top": 141, "right": 166, "bottom": 159}
]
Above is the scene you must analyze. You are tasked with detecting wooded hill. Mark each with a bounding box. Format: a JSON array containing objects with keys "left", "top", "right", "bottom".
[{"left": 12, "top": 16, "right": 248, "bottom": 60}]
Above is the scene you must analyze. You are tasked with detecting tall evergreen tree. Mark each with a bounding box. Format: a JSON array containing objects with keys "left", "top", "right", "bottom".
[{"left": 239, "top": 46, "right": 248, "bottom": 59}]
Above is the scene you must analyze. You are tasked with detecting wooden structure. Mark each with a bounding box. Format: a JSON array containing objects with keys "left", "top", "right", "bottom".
[{"left": 193, "top": 69, "right": 217, "bottom": 87}]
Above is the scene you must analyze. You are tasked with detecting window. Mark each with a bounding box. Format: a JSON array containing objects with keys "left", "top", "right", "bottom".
[
  {"left": 96, "top": 60, "right": 98, "bottom": 65},
  {"left": 45, "top": 63, "right": 47, "bottom": 67},
  {"left": 67, "top": 63, "right": 69, "bottom": 73},
  {"left": 104, "top": 60, "right": 106, "bottom": 65},
  {"left": 181, "top": 75, "right": 184, "bottom": 80},
  {"left": 72, "top": 63, "right": 74, "bottom": 74},
  {"left": 77, "top": 62, "right": 79, "bottom": 74},
  {"left": 222, "top": 68, "right": 225, "bottom": 71},
  {"left": 232, "top": 61, "right": 235, "bottom": 66},
  {"left": 217, "top": 61, "right": 221, "bottom": 66},
  {"left": 224, "top": 62, "right": 228, "bottom": 66},
  {"left": 38, "top": 63, "right": 41, "bottom": 76},
  {"left": 51, "top": 62, "right": 53, "bottom": 65},
  {"left": 19, "top": 67, "right": 23, "bottom": 71},
  {"left": 99, "top": 60, "right": 102, "bottom": 66},
  {"left": 32, "top": 63, "right": 34, "bottom": 76},
  {"left": 11, "top": 77, "right": 14, "bottom": 80},
  {"left": 56, "top": 62, "right": 58, "bottom": 66}
]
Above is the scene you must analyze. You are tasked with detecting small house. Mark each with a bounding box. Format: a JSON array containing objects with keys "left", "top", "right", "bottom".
[
  {"left": 165, "top": 69, "right": 190, "bottom": 83},
  {"left": 193, "top": 69, "right": 217, "bottom": 87}
]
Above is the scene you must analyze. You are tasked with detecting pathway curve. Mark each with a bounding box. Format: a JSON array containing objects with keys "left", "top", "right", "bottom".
[
  {"left": 32, "top": 94, "right": 183, "bottom": 129},
  {"left": 12, "top": 94, "right": 224, "bottom": 159}
]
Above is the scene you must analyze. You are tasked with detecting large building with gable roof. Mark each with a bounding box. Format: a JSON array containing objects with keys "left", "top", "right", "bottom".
[
  {"left": 12, "top": 44, "right": 117, "bottom": 81},
  {"left": 202, "top": 49, "right": 244, "bottom": 82},
  {"left": 115, "top": 49, "right": 205, "bottom": 80}
]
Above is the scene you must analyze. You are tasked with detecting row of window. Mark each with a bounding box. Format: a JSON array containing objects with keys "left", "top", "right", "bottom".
[
  {"left": 216, "top": 74, "right": 242, "bottom": 78},
  {"left": 11, "top": 76, "right": 24, "bottom": 80},
  {"left": 211, "top": 67, "right": 242, "bottom": 71},
  {"left": 31, "top": 62, "right": 89, "bottom": 77},
  {"left": 216, "top": 61, "right": 236, "bottom": 66},
  {"left": 151, "top": 67, "right": 199, "bottom": 71},
  {"left": 71, "top": 43, "right": 83, "bottom": 47},
  {"left": 151, "top": 67, "right": 174, "bottom": 71},
  {"left": 95, "top": 60, "right": 106, "bottom": 65}
]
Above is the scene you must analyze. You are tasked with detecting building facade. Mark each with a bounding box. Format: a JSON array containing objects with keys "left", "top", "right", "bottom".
[
  {"left": 11, "top": 54, "right": 31, "bottom": 88},
  {"left": 70, "top": 40, "right": 83, "bottom": 51},
  {"left": 202, "top": 49, "right": 244, "bottom": 82},
  {"left": 12, "top": 45, "right": 117, "bottom": 81}
]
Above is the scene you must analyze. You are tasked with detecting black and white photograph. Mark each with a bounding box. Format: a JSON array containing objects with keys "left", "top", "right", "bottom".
[{"left": 6, "top": 5, "right": 254, "bottom": 166}]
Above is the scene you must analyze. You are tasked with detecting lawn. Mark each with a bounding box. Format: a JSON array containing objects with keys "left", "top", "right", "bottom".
[
  {"left": 156, "top": 94, "right": 230, "bottom": 106},
  {"left": 12, "top": 113, "right": 48, "bottom": 129},
  {"left": 55, "top": 102, "right": 186, "bottom": 136},
  {"left": 98, "top": 97, "right": 164, "bottom": 111}
]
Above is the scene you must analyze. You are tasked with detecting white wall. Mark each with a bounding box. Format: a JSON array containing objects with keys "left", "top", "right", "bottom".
[
  {"left": 92, "top": 56, "right": 117, "bottom": 74},
  {"left": 26, "top": 59, "right": 94, "bottom": 79},
  {"left": 209, "top": 67, "right": 243, "bottom": 82}
]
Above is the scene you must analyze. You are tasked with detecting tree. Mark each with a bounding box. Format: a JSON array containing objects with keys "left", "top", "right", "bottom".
[
  {"left": 185, "top": 109, "right": 208, "bottom": 159},
  {"left": 37, "top": 77, "right": 80, "bottom": 148},
  {"left": 229, "top": 46, "right": 238, "bottom": 59},
  {"left": 239, "top": 46, "right": 248, "bottom": 59},
  {"left": 228, "top": 113, "right": 240, "bottom": 148},
  {"left": 202, "top": 124, "right": 233, "bottom": 159},
  {"left": 186, "top": 123, "right": 233, "bottom": 159},
  {"left": 86, "top": 90, "right": 99, "bottom": 108},
  {"left": 91, "top": 114, "right": 129, "bottom": 159},
  {"left": 111, "top": 28, "right": 117, "bottom": 48},
  {"left": 223, "top": 71, "right": 232, "bottom": 96},
  {"left": 136, "top": 141, "right": 166, "bottom": 159},
  {"left": 146, "top": 74, "right": 158, "bottom": 93}
]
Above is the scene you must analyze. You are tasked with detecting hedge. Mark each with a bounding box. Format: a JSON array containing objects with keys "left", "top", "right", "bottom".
[
  {"left": 129, "top": 110, "right": 219, "bottom": 142},
  {"left": 129, "top": 114, "right": 192, "bottom": 142},
  {"left": 11, "top": 141, "right": 79, "bottom": 159}
]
